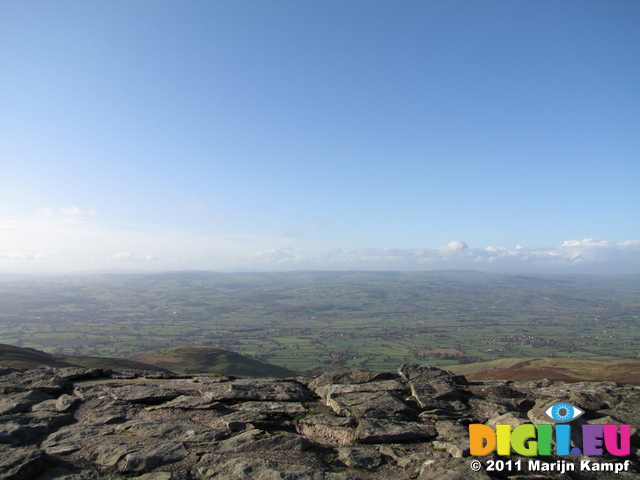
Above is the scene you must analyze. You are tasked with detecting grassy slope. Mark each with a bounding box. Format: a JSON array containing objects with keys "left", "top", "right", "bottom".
[
  {"left": 132, "top": 346, "right": 299, "bottom": 378},
  {"left": 53, "top": 354, "right": 173, "bottom": 372},
  {"left": 0, "top": 343, "right": 76, "bottom": 369},
  {"left": 0, "top": 343, "right": 170, "bottom": 372},
  {"left": 447, "top": 357, "right": 640, "bottom": 384}
]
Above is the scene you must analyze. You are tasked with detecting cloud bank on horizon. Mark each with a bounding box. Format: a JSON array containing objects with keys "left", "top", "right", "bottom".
[{"left": 1, "top": 212, "right": 639, "bottom": 275}]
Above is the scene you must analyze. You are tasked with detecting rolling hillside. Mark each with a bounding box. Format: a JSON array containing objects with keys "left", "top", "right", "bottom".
[
  {"left": 0, "top": 343, "right": 297, "bottom": 378},
  {"left": 448, "top": 357, "right": 640, "bottom": 384},
  {"left": 3, "top": 343, "right": 640, "bottom": 384},
  {"left": 0, "top": 343, "right": 170, "bottom": 372},
  {"left": 131, "top": 346, "right": 299, "bottom": 377}
]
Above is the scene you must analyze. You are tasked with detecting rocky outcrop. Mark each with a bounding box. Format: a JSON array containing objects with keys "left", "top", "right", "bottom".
[{"left": 0, "top": 363, "right": 638, "bottom": 479}]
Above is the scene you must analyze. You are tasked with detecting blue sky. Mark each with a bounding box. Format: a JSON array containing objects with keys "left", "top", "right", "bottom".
[{"left": 1, "top": 0, "right": 639, "bottom": 274}]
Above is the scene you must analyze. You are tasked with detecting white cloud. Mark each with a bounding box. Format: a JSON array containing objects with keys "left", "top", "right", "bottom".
[
  {"left": 437, "top": 240, "right": 468, "bottom": 257},
  {"left": 38, "top": 207, "right": 55, "bottom": 217},
  {"left": 0, "top": 252, "right": 37, "bottom": 260},
  {"left": 59, "top": 206, "right": 84, "bottom": 217},
  {"left": 243, "top": 248, "right": 308, "bottom": 266},
  {"left": 293, "top": 239, "right": 640, "bottom": 274},
  {"left": 0, "top": 213, "right": 639, "bottom": 274},
  {"left": 39, "top": 206, "right": 97, "bottom": 218}
]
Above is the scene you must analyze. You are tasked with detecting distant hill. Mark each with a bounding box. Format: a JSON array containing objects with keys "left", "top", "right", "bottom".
[
  {"left": 132, "top": 346, "right": 299, "bottom": 378},
  {"left": 4, "top": 343, "right": 640, "bottom": 384},
  {"left": 0, "top": 343, "right": 171, "bottom": 372},
  {"left": 0, "top": 343, "right": 76, "bottom": 369},
  {"left": 0, "top": 343, "right": 298, "bottom": 378},
  {"left": 447, "top": 357, "right": 640, "bottom": 385}
]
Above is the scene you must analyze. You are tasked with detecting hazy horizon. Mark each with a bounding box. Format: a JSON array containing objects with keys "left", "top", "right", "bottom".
[{"left": 2, "top": 1, "right": 639, "bottom": 275}]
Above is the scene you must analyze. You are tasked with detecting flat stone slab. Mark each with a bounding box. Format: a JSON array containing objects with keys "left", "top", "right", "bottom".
[
  {"left": 57, "top": 367, "right": 105, "bottom": 381},
  {"left": 119, "top": 419, "right": 225, "bottom": 442},
  {"left": 201, "top": 379, "right": 311, "bottom": 402},
  {"left": 465, "top": 382, "right": 526, "bottom": 399},
  {"left": 297, "top": 414, "right": 357, "bottom": 446},
  {"left": 410, "top": 379, "right": 461, "bottom": 401},
  {"left": 465, "top": 398, "right": 511, "bottom": 423},
  {"left": 195, "top": 455, "right": 346, "bottom": 480},
  {"left": 378, "top": 446, "right": 437, "bottom": 471},
  {"left": 220, "top": 410, "right": 269, "bottom": 431},
  {"left": 326, "top": 390, "right": 415, "bottom": 419},
  {"left": 410, "top": 383, "right": 466, "bottom": 412},
  {"left": 307, "top": 369, "right": 398, "bottom": 390},
  {"left": 41, "top": 424, "right": 115, "bottom": 453},
  {"left": 0, "top": 390, "right": 52, "bottom": 415},
  {"left": 233, "top": 433, "right": 316, "bottom": 453},
  {"left": 121, "top": 441, "right": 188, "bottom": 473},
  {"left": 76, "top": 398, "right": 132, "bottom": 425},
  {"left": 399, "top": 363, "right": 463, "bottom": 384},
  {"left": 0, "top": 368, "right": 71, "bottom": 395},
  {"left": 104, "top": 385, "right": 182, "bottom": 404},
  {"left": 419, "top": 457, "right": 492, "bottom": 480},
  {"left": 34, "top": 466, "right": 105, "bottom": 480},
  {"left": 355, "top": 418, "right": 435, "bottom": 444},
  {"left": 485, "top": 412, "right": 528, "bottom": 428},
  {"left": 0, "top": 445, "right": 47, "bottom": 479},
  {"left": 337, "top": 446, "right": 383, "bottom": 470},
  {"left": 0, "top": 411, "right": 73, "bottom": 445},
  {"left": 315, "top": 380, "right": 404, "bottom": 399},
  {"left": 92, "top": 443, "right": 141, "bottom": 467},
  {"left": 147, "top": 394, "right": 228, "bottom": 411},
  {"left": 213, "top": 428, "right": 265, "bottom": 452},
  {"left": 233, "top": 401, "right": 307, "bottom": 415},
  {"left": 433, "top": 421, "right": 472, "bottom": 457}
]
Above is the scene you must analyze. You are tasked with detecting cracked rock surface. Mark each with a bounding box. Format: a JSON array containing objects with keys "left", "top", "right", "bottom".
[{"left": 0, "top": 363, "right": 639, "bottom": 479}]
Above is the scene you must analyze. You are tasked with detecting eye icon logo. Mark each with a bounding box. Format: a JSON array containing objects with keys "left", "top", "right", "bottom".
[{"left": 544, "top": 403, "right": 585, "bottom": 422}]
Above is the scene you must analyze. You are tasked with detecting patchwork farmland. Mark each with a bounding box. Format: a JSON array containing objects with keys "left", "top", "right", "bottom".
[{"left": 0, "top": 271, "right": 638, "bottom": 375}]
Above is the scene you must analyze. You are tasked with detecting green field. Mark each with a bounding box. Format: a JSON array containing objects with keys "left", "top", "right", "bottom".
[{"left": 0, "top": 271, "right": 638, "bottom": 374}]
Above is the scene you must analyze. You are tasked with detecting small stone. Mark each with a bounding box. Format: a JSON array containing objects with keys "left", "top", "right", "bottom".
[
  {"left": 337, "top": 446, "right": 383, "bottom": 470},
  {"left": 55, "top": 394, "right": 80, "bottom": 412}
]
